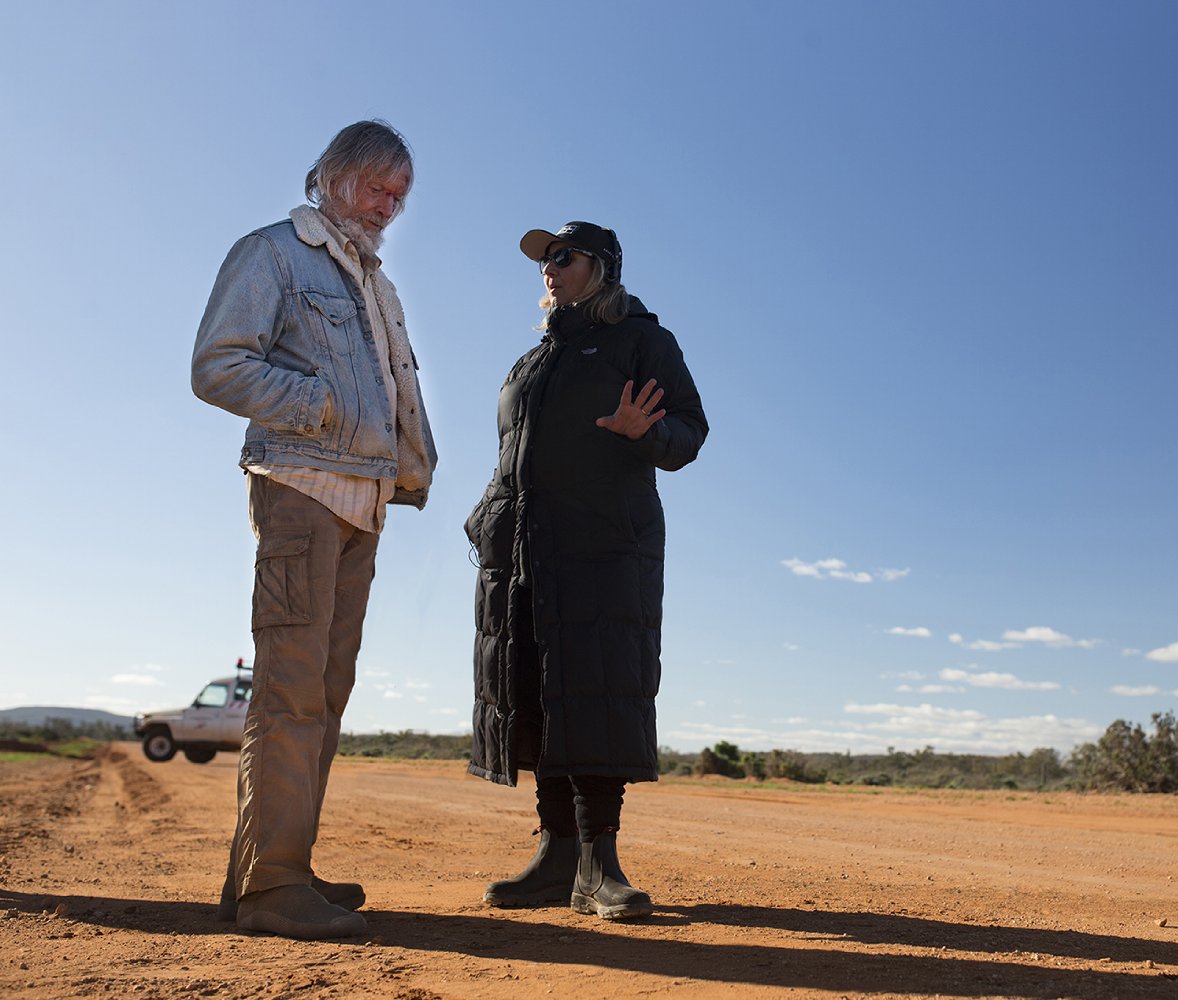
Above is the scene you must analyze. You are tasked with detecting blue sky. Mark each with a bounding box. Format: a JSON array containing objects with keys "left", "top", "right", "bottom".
[{"left": 2, "top": 1, "right": 1174, "bottom": 756}]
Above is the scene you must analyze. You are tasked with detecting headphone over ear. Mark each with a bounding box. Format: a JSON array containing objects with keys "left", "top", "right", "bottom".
[{"left": 602, "top": 228, "right": 622, "bottom": 282}]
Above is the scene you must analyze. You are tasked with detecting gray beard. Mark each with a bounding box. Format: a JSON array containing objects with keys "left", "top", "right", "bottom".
[
  {"left": 320, "top": 199, "right": 385, "bottom": 257},
  {"left": 333, "top": 215, "right": 384, "bottom": 257}
]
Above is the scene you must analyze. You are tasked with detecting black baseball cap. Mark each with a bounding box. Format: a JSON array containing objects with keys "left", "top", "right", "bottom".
[{"left": 520, "top": 221, "right": 622, "bottom": 281}]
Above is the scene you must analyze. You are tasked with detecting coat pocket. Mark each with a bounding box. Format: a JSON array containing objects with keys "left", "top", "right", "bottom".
[
  {"left": 302, "top": 290, "right": 358, "bottom": 357},
  {"left": 252, "top": 531, "right": 313, "bottom": 630}
]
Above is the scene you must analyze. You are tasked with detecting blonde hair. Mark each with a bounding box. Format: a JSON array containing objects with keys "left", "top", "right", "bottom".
[{"left": 538, "top": 256, "right": 630, "bottom": 329}]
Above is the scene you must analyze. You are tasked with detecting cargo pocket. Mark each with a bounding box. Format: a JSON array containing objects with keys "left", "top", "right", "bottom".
[{"left": 252, "top": 532, "right": 313, "bottom": 630}]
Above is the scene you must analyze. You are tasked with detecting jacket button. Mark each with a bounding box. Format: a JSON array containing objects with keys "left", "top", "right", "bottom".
[
  {"left": 376, "top": 376, "right": 384, "bottom": 385},
  {"left": 303, "top": 424, "right": 314, "bottom": 433},
  {"left": 385, "top": 423, "right": 393, "bottom": 431},
  {"left": 364, "top": 333, "right": 373, "bottom": 341}
]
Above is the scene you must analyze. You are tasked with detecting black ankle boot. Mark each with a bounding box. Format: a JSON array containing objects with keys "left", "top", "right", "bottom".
[
  {"left": 570, "top": 830, "right": 653, "bottom": 919},
  {"left": 484, "top": 827, "right": 579, "bottom": 907}
]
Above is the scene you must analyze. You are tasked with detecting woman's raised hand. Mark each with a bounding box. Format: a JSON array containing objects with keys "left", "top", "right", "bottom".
[{"left": 596, "top": 378, "right": 665, "bottom": 440}]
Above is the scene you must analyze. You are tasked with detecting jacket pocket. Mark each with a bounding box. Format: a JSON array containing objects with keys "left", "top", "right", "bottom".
[
  {"left": 302, "top": 290, "right": 358, "bottom": 357},
  {"left": 252, "top": 532, "right": 313, "bottom": 629},
  {"left": 314, "top": 367, "right": 337, "bottom": 436}
]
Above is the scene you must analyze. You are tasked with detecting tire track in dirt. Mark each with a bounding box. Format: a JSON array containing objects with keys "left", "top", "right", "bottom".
[
  {"left": 4, "top": 746, "right": 1178, "bottom": 998},
  {"left": 0, "top": 755, "right": 99, "bottom": 855},
  {"left": 101, "top": 745, "right": 172, "bottom": 815}
]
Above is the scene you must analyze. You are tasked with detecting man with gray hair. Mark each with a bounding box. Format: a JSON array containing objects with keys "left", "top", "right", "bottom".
[{"left": 192, "top": 120, "right": 437, "bottom": 940}]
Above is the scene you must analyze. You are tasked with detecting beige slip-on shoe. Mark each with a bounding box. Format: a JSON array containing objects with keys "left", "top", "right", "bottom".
[{"left": 236, "top": 884, "right": 367, "bottom": 940}]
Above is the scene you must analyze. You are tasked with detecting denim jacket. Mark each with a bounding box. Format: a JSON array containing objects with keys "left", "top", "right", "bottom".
[{"left": 192, "top": 208, "right": 437, "bottom": 508}]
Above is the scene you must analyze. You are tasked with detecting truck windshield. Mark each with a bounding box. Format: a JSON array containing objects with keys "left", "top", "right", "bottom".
[{"left": 195, "top": 683, "right": 230, "bottom": 708}]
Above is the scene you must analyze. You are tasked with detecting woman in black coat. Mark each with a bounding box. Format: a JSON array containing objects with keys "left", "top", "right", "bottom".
[{"left": 465, "top": 221, "right": 708, "bottom": 919}]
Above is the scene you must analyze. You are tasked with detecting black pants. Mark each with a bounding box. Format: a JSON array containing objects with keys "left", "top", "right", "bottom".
[
  {"left": 536, "top": 774, "right": 626, "bottom": 842},
  {"left": 517, "top": 589, "right": 626, "bottom": 841}
]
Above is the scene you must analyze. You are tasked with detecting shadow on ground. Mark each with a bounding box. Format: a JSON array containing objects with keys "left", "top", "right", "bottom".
[{"left": 3, "top": 889, "right": 1172, "bottom": 998}]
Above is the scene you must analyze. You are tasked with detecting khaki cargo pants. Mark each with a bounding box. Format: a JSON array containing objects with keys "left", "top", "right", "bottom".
[{"left": 232, "top": 474, "right": 380, "bottom": 899}]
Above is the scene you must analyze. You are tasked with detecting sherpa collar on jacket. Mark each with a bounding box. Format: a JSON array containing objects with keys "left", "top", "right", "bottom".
[{"left": 288, "top": 204, "right": 436, "bottom": 495}]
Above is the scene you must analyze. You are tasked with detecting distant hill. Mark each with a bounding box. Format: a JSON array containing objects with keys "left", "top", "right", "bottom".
[{"left": 0, "top": 706, "right": 134, "bottom": 730}]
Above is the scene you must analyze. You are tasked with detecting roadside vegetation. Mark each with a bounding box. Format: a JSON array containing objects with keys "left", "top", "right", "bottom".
[
  {"left": 678, "top": 712, "right": 1178, "bottom": 793},
  {"left": 8, "top": 712, "right": 1178, "bottom": 794},
  {"left": 336, "top": 730, "right": 471, "bottom": 760},
  {"left": 0, "top": 716, "right": 116, "bottom": 761}
]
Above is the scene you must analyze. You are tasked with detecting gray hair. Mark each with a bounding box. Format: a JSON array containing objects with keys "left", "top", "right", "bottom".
[{"left": 304, "top": 120, "right": 414, "bottom": 212}]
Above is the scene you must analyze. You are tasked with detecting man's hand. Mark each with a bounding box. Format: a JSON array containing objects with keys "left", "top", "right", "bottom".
[{"left": 596, "top": 378, "right": 665, "bottom": 440}]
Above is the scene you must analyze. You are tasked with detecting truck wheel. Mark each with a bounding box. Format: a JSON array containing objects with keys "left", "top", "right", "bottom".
[
  {"left": 143, "top": 728, "right": 176, "bottom": 762},
  {"left": 184, "top": 748, "right": 216, "bottom": 764}
]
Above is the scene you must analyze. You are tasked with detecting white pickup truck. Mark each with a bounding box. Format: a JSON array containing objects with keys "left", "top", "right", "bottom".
[{"left": 133, "top": 666, "right": 252, "bottom": 764}]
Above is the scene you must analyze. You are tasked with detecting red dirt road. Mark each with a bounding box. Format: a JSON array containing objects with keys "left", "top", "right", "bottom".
[{"left": 2, "top": 743, "right": 1178, "bottom": 998}]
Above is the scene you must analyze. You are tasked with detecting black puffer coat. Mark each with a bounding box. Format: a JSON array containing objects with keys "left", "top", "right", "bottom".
[{"left": 465, "top": 297, "right": 708, "bottom": 786}]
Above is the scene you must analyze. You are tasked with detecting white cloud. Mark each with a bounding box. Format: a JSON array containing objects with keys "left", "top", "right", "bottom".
[
  {"left": 949, "top": 633, "right": 1019, "bottom": 652},
  {"left": 782, "top": 642, "right": 800, "bottom": 651},
  {"left": 843, "top": 707, "right": 1098, "bottom": 754},
  {"left": 110, "top": 673, "right": 164, "bottom": 686},
  {"left": 781, "top": 557, "right": 908, "bottom": 584},
  {"left": 887, "top": 626, "right": 931, "bottom": 638},
  {"left": 1146, "top": 642, "right": 1178, "bottom": 664},
  {"left": 667, "top": 720, "right": 779, "bottom": 743},
  {"left": 898, "top": 683, "right": 962, "bottom": 694},
  {"left": 1111, "top": 685, "right": 1162, "bottom": 697},
  {"left": 948, "top": 626, "right": 1098, "bottom": 652},
  {"left": 1002, "top": 626, "right": 1099, "bottom": 649},
  {"left": 846, "top": 702, "right": 986, "bottom": 721},
  {"left": 940, "top": 667, "right": 1059, "bottom": 691},
  {"left": 434, "top": 707, "right": 459, "bottom": 716},
  {"left": 363, "top": 668, "right": 391, "bottom": 678},
  {"left": 783, "top": 557, "right": 826, "bottom": 578},
  {"left": 405, "top": 680, "right": 432, "bottom": 690},
  {"left": 384, "top": 690, "right": 404, "bottom": 700},
  {"left": 1121, "top": 648, "right": 1142, "bottom": 657},
  {"left": 664, "top": 707, "right": 1101, "bottom": 756},
  {"left": 830, "top": 568, "right": 874, "bottom": 584}
]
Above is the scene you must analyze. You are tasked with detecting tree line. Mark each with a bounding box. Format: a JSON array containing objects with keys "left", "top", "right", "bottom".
[
  {"left": 678, "top": 712, "right": 1178, "bottom": 792},
  {"left": 7, "top": 712, "right": 1178, "bottom": 792}
]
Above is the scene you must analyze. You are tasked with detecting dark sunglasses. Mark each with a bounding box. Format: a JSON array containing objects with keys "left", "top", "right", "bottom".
[{"left": 539, "top": 247, "right": 593, "bottom": 272}]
